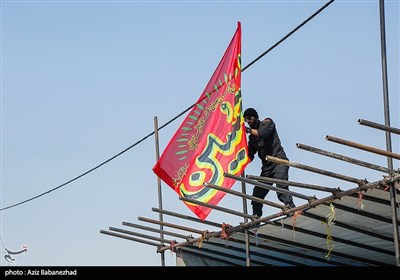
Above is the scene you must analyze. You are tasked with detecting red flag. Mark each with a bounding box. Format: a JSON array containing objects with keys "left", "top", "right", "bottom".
[{"left": 153, "top": 22, "right": 250, "bottom": 220}]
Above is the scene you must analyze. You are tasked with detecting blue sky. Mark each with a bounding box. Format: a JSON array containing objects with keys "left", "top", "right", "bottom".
[{"left": 1, "top": 0, "right": 399, "bottom": 266}]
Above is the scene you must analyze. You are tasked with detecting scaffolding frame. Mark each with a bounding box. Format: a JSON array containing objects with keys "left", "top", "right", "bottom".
[
  {"left": 100, "top": 0, "right": 399, "bottom": 266},
  {"left": 101, "top": 123, "right": 399, "bottom": 265}
]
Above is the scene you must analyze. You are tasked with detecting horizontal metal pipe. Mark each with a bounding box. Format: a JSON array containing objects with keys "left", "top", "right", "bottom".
[
  {"left": 266, "top": 155, "right": 366, "bottom": 185},
  {"left": 246, "top": 174, "right": 340, "bottom": 194},
  {"left": 151, "top": 208, "right": 221, "bottom": 228},
  {"left": 296, "top": 143, "right": 392, "bottom": 173},
  {"left": 158, "top": 176, "right": 383, "bottom": 254},
  {"left": 224, "top": 172, "right": 314, "bottom": 201},
  {"left": 204, "top": 182, "right": 285, "bottom": 209},
  {"left": 358, "top": 118, "right": 400, "bottom": 135},
  {"left": 122, "top": 221, "right": 190, "bottom": 240},
  {"left": 228, "top": 179, "right": 381, "bottom": 234},
  {"left": 179, "top": 196, "right": 254, "bottom": 219},
  {"left": 326, "top": 135, "right": 400, "bottom": 160},
  {"left": 138, "top": 216, "right": 204, "bottom": 235},
  {"left": 100, "top": 230, "right": 160, "bottom": 247},
  {"left": 109, "top": 227, "right": 174, "bottom": 243}
]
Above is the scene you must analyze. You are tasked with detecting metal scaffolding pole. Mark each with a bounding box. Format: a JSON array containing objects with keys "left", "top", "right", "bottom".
[
  {"left": 138, "top": 216, "right": 205, "bottom": 234},
  {"left": 151, "top": 208, "right": 222, "bottom": 228},
  {"left": 157, "top": 177, "right": 382, "bottom": 253},
  {"left": 122, "top": 221, "right": 192, "bottom": 240},
  {"left": 358, "top": 118, "right": 400, "bottom": 135},
  {"left": 153, "top": 116, "right": 165, "bottom": 266},
  {"left": 266, "top": 156, "right": 367, "bottom": 185},
  {"left": 240, "top": 171, "right": 251, "bottom": 267},
  {"left": 379, "top": 0, "right": 399, "bottom": 266},
  {"left": 109, "top": 227, "right": 176, "bottom": 244},
  {"left": 246, "top": 174, "right": 340, "bottom": 194},
  {"left": 179, "top": 196, "right": 254, "bottom": 219},
  {"left": 296, "top": 143, "right": 392, "bottom": 173},
  {"left": 100, "top": 230, "right": 161, "bottom": 247},
  {"left": 326, "top": 135, "right": 400, "bottom": 160},
  {"left": 204, "top": 182, "right": 285, "bottom": 209},
  {"left": 224, "top": 172, "right": 314, "bottom": 201}
]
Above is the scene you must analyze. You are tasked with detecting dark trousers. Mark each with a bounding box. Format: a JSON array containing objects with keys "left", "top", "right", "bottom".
[{"left": 251, "top": 164, "right": 295, "bottom": 217}]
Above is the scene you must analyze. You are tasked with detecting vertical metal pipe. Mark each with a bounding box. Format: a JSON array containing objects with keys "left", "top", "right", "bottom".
[
  {"left": 154, "top": 116, "right": 165, "bottom": 266},
  {"left": 379, "top": 0, "right": 399, "bottom": 266},
  {"left": 240, "top": 171, "right": 251, "bottom": 266}
]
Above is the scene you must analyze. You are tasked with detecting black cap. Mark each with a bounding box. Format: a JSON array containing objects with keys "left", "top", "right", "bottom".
[{"left": 243, "top": 108, "right": 259, "bottom": 119}]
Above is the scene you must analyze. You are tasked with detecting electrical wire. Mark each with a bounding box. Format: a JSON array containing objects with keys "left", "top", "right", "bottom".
[{"left": 0, "top": 0, "right": 334, "bottom": 212}]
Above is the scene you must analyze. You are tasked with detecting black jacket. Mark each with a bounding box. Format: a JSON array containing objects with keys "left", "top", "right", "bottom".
[{"left": 247, "top": 118, "right": 288, "bottom": 169}]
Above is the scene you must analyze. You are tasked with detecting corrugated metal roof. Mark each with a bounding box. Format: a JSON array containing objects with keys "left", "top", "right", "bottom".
[{"left": 177, "top": 188, "right": 399, "bottom": 266}]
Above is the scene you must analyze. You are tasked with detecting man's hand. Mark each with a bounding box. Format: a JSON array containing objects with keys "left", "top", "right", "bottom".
[{"left": 245, "top": 127, "right": 251, "bottom": 134}]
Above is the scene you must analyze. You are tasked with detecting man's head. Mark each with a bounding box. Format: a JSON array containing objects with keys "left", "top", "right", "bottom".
[
  {"left": 243, "top": 108, "right": 259, "bottom": 128},
  {"left": 243, "top": 108, "right": 258, "bottom": 119}
]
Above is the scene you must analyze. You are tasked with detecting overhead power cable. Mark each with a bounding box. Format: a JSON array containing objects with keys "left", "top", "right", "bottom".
[{"left": 0, "top": 0, "right": 334, "bottom": 212}]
